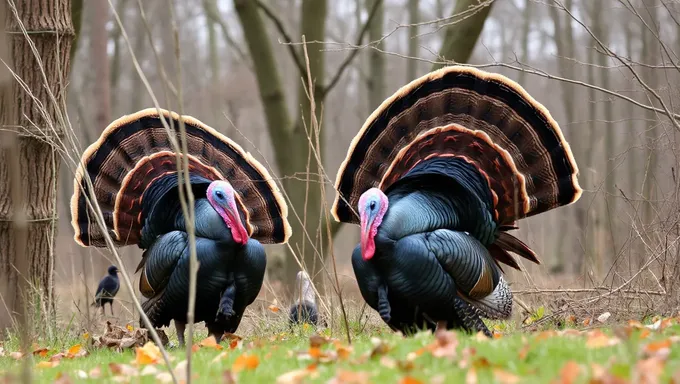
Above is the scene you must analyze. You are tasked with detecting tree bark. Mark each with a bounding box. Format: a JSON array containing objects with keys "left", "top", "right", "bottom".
[
  {"left": 0, "top": 0, "right": 73, "bottom": 334},
  {"left": 432, "top": 0, "right": 494, "bottom": 69},
  {"left": 406, "top": 0, "right": 419, "bottom": 81},
  {"left": 366, "top": 0, "right": 384, "bottom": 109},
  {"left": 235, "top": 0, "right": 331, "bottom": 286}
]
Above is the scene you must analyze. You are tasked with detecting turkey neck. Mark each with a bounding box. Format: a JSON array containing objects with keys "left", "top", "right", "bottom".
[
  {"left": 378, "top": 158, "right": 498, "bottom": 246},
  {"left": 139, "top": 174, "right": 243, "bottom": 248}
]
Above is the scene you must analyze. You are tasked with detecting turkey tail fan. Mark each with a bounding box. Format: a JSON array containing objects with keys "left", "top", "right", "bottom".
[
  {"left": 71, "top": 108, "right": 292, "bottom": 247},
  {"left": 332, "top": 66, "right": 582, "bottom": 227}
]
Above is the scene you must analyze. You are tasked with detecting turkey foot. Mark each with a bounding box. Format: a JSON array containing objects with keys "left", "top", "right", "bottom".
[
  {"left": 377, "top": 284, "right": 391, "bottom": 323},
  {"left": 216, "top": 283, "right": 236, "bottom": 322},
  {"left": 175, "top": 320, "right": 186, "bottom": 347},
  {"left": 453, "top": 296, "right": 492, "bottom": 338}
]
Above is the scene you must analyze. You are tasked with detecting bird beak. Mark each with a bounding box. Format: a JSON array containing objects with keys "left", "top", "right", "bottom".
[
  {"left": 360, "top": 215, "right": 375, "bottom": 261},
  {"left": 226, "top": 200, "right": 249, "bottom": 246}
]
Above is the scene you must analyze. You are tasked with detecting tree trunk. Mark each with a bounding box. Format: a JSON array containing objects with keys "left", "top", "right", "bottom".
[
  {"left": 585, "top": 0, "right": 598, "bottom": 277},
  {"left": 432, "top": 0, "right": 494, "bottom": 69},
  {"left": 641, "top": 0, "right": 659, "bottom": 228},
  {"left": 109, "top": 0, "right": 128, "bottom": 117},
  {"left": 366, "top": 0, "right": 384, "bottom": 109},
  {"left": 0, "top": 0, "right": 73, "bottom": 334},
  {"left": 406, "top": 0, "right": 419, "bottom": 81},
  {"left": 234, "top": 0, "right": 331, "bottom": 287}
]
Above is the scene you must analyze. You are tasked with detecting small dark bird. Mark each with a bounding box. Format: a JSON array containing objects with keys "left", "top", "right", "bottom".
[
  {"left": 92, "top": 265, "right": 120, "bottom": 316},
  {"left": 71, "top": 109, "right": 291, "bottom": 345},
  {"left": 288, "top": 271, "right": 318, "bottom": 325},
  {"left": 332, "top": 66, "right": 582, "bottom": 337}
]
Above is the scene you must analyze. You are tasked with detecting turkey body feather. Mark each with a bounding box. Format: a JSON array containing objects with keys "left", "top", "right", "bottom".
[{"left": 333, "top": 66, "right": 581, "bottom": 336}]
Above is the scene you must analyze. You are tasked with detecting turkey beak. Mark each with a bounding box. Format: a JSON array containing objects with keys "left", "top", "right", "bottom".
[
  {"left": 226, "top": 200, "right": 249, "bottom": 246},
  {"left": 360, "top": 215, "right": 375, "bottom": 261}
]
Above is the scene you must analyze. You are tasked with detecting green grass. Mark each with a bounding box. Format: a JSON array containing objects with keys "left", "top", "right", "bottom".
[{"left": 2, "top": 320, "right": 680, "bottom": 383}]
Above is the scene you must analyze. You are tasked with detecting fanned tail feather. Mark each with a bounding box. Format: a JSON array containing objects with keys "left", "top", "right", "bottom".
[
  {"left": 71, "top": 108, "right": 291, "bottom": 248},
  {"left": 332, "top": 66, "right": 582, "bottom": 227}
]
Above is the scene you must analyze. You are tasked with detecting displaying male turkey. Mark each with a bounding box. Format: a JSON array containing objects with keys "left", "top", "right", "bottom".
[
  {"left": 332, "top": 66, "right": 581, "bottom": 336},
  {"left": 71, "top": 108, "right": 291, "bottom": 344},
  {"left": 92, "top": 265, "right": 120, "bottom": 316},
  {"left": 288, "top": 271, "right": 318, "bottom": 326}
]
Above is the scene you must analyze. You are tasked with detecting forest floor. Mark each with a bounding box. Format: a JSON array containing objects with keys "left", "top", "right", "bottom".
[{"left": 1, "top": 315, "right": 680, "bottom": 383}]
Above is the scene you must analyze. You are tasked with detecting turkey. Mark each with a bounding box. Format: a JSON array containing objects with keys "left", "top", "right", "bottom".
[
  {"left": 332, "top": 66, "right": 581, "bottom": 336},
  {"left": 288, "top": 271, "right": 318, "bottom": 326},
  {"left": 92, "top": 265, "right": 120, "bottom": 316},
  {"left": 71, "top": 108, "right": 291, "bottom": 344}
]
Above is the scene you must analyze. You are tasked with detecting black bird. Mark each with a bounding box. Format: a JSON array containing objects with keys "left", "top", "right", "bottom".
[
  {"left": 288, "top": 271, "right": 318, "bottom": 326},
  {"left": 332, "top": 66, "right": 582, "bottom": 336},
  {"left": 92, "top": 265, "right": 120, "bottom": 316},
  {"left": 71, "top": 108, "right": 291, "bottom": 345}
]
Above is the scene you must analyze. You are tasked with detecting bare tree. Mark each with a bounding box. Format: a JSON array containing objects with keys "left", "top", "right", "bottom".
[
  {"left": 407, "top": 0, "right": 419, "bottom": 80},
  {"left": 433, "top": 0, "right": 494, "bottom": 69},
  {"left": 0, "top": 0, "right": 74, "bottom": 333},
  {"left": 367, "top": 0, "right": 385, "bottom": 109}
]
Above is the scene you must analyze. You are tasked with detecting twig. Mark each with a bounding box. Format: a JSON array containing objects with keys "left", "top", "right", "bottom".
[
  {"left": 253, "top": 0, "right": 305, "bottom": 77},
  {"left": 322, "top": 0, "right": 383, "bottom": 97},
  {"left": 513, "top": 288, "right": 666, "bottom": 296}
]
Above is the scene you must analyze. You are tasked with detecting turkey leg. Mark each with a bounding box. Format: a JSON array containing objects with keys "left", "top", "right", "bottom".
[
  {"left": 453, "top": 296, "right": 492, "bottom": 337},
  {"left": 175, "top": 320, "right": 186, "bottom": 347},
  {"left": 377, "top": 284, "right": 391, "bottom": 323},
  {"left": 216, "top": 281, "right": 236, "bottom": 321}
]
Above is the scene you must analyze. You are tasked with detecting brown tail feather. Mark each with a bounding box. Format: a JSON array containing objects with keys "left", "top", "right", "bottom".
[
  {"left": 488, "top": 243, "right": 521, "bottom": 271},
  {"left": 494, "top": 232, "right": 540, "bottom": 265}
]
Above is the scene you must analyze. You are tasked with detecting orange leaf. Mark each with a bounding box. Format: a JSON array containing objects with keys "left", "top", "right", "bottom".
[
  {"left": 635, "top": 357, "right": 665, "bottom": 384},
  {"left": 126, "top": 324, "right": 134, "bottom": 332},
  {"left": 192, "top": 344, "right": 200, "bottom": 353},
  {"left": 336, "top": 345, "right": 353, "bottom": 360},
  {"left": 276, "top": 369, "right": 311, "bottom": 384},
  {"left": 328, "top": 370, "right": 371, "bottom": 384},
  {"left": 67, "top": 344, "right": 82, "bottom": 356},
  {"left": 199, "top": 336, "right": 223, "bottom": 350},
  {"left": 36, "top": 361, "right": 59, "bottom": 369},
  {"left": 555, "top": 361, "right": 580, "bottom": 384},
  {"left": 585, "top": 330, "right": 620, "bottom": 349},
  {"left": 643, "top": 339, "right": 672, "bottom": 359},
  {"left": 518, "top": 344, "right": 531, "bottom": 360},
  {"left": 268, "top": 304, "right": 281, "bottom": 313},
  {"left": 309, "top": 334, "right": 329, "bottom": 348},
  {"left": 135, "top": 342, "right": 161, "bottom": 365},
  {"left": 32, "top": 347, "right": 49, "bottom": 357},
  {"left": 399, "top": 376, "right": 423, "bottom": 384},
  {"left": 308, "top": 347, "right": 323, "bottom": 359},
  {"left": 493, "top": 369, "right": 520, "bottom": 384},
  {"left": 582, "top": 317, "right": 592, "bottom": 326},
  {"left": 232, "top": 353, "right": 259, "bottom": 373}
]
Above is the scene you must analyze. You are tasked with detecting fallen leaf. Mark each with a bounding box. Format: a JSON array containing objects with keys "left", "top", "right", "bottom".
[
  {"left": 398, "top": 377, "right": 423, "bottom": 384},
  {"left": 82, "top": 332, "right": 90, "bottom": 340},
  {"left": 140, "top": 365, "right": 159, "bottom": 376},
  {"left": 75, "top": 370, "right": 88, "bottom": 379},
  {"left": 67, "top": 344, "right": 82, "bottom": 356},
  {"left": 199, "top": 336, "right": 224, "bottom": 350},
  {"left": 269, "top": 304, "right": 281, "bottom": 313},
  {"left": 276, "top": 369, "right": 310, "bottom": 384},
  {"left": 429, "top": 328, "right": 458, "bottom": 359},
  {"left": 643, "top": 339, "right": 672, "bottom": 360},
  {"left": 582, "top": 317, "right": 592, "bottom": 327},
  {"left": 555, "top": 361, "right": 580, "bottom": 384},
  {"left": 474, "top": 332, "right": 489, "bottom": 342},
  {"left": 10, "top": 351, "right": 23, "bottom": 360},
  {"left": 335, "top": 344, "right": 352, "bottom": 360},
  {"left": 53, "top": 372, "right": 73, "bottom": 384},
  {"left": 635, "top": 357, "right": 665, "bottom": 384},
  {"left": 222, "top": 370, "right": 237, "bottom": 384},
  {"left": 232, "top": 353, "right": 259, "bottom": 373},
  {"left": 518, "top": 343, "right": 531, "bottom": 360},
  {"left": 369, "top": 338, "right": 390, "bottom": 358},
  {"left": 49, "top": 352, "right": 65, "bottom": 362},
  {"left": 597, "top": 312, "right": 611, "bottom": 323},
  {"left": 191, "top": 344, "right": 200, "bottom": 353},
  {"left": 585, "top": 330, "right": 620, "bottom": 349},
  {"left": 126, "top": 324, "right": 134, "bottom": 332},
  {"left": 156, "top": 372, "right": 174, "bottom": 384},
  {"left": 109, "top": 362, "right": 139, "bottom": 377},
  {"left": 35, "top": 361, "right": 59, "bottom": 369},
  {"left": 174, "top": 360, "right": 188, "bottom": 380},
  {"left": 493, "top": 369, "right": 520, "bottom": 384},
  {"left": 135, "top": 342, "right": 162, "bottom": 365},
  {"left": 309, "top": 334, "right": 329, "bottom": 348},
  {"left": 32, "top": 347, "right": 49, "bottom": 357},
  {"left": 89, "top": 366, "right": 102, "bottom": 379},
  {"left": 380, "top": 356, "right": 396, "bottom": 369},
  {"left": 328, "top": 370, "right": 371, "bottom": 384},
  {"left": 466, "top": 368, "right": 478, "bottom": 384}
]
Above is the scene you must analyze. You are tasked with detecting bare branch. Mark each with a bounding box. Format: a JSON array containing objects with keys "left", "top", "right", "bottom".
[
  {"left": 322, "top": 0, "right": 383, "bottom": 97},
  {"left": 253, "top": 0, "right": 306, "bottom": 77}
]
